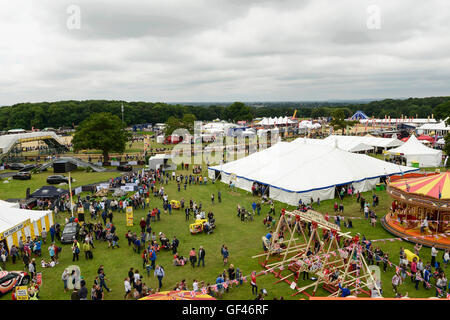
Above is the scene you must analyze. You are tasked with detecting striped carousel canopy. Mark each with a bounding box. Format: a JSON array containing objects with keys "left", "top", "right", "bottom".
[
  {"left": 139, "top": 290, "right": 216, "bottom": 300},
  {"left": 390, "top": 172, "right": 450, "bottom": 199}
]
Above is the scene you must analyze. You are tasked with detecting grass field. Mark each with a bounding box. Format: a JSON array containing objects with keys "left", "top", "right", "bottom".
[{"left": 0, "top": 164, "right": 446, "bottom": 300}]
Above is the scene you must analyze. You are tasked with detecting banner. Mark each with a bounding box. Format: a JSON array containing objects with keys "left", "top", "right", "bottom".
[
  {"left": 111, "top": 161, "right": 120, "bottom": 166},
  {"left": 15, "top": 286, "right": 29, "bottom": 300},
  {"left": 74, "top": 186, "right": 82, "bottom": 195},
  {"left": 128, "top": 161, "right": 138, "bottom": 165},
  {"left": 126, "top": 206, "right": 134, "bottom": 226},
  {"left": 96, "top": 183, "right": 109, "bottom": 191},
  {"left": 121, "top": 185, "right": 136, "bottom": 192}
]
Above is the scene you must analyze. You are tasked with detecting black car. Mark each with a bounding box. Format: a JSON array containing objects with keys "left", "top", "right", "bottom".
[
  {"left": 46, "top": 175, "right": 72, "bottom": 184},
  {"left": 12, "top": 172, "right": 31, "bottom": 180},
  {"left": 60, "top": 222, "right": 81, "bottom": 244},
  {"left": 117, "top": 165, "right": 132, "bottom": 171},
  {"left": 7, "top": 163, "right": 25, "bottom": 170}
]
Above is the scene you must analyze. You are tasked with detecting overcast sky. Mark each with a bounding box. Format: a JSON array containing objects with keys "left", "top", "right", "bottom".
[{"left": 0, "top": 0, "right": 449, "bottom": 105}]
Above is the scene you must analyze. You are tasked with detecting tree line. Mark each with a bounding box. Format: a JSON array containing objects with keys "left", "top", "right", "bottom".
[{"left": 0, "top": 97, "right": 449, "bottom": 130}]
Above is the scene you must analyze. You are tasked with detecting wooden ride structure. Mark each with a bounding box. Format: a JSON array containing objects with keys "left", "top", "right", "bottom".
[{"left": 253, "top": 209, "right": 381, "bottom": 298}]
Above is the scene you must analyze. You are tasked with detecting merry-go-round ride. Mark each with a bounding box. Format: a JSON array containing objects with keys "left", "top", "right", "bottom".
[{"left": 381, "top": 171, "right": 450, "bottom": 250}]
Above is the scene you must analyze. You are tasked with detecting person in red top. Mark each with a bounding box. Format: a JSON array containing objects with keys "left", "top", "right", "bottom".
[
  {"left": 189, "top": 248, "right": 197, "bottom": 268},
  {"left": 324, "top": 213, "right": 329, "bottom": 222},
  {"left": 139, "top": 218, "right": 146, "bottom": 233},
  {"left": 250, "top": 271, "right": 257, "bottom": 296}
]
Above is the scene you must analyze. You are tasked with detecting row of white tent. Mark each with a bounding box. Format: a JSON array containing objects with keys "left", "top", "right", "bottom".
[
  {"left": 0, "top": 200, "right": 54, "bottom": 250},
  {"left": 417, "top": 118, "right": 450, "bottom": 136},
  {"left": 304, "top": 135, "right": 442, "bottom": 167},
  {"left": 208, "top": 138, "right": 419, "bottom": 206},
  {"left": 299, "top": 120, "right": 322, "bottom": 130}
]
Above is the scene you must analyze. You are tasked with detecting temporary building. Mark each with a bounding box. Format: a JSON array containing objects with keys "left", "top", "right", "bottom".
[
  {"left": 293, "top": 137, "right": 373, "bottom": 153},
  {"left": 417, "top": 119, "right": 450, "bottom": 136},
  {"left": 208, "top": 141, "right": 418, "bottom": 206},
  {"left": 385, "top": 134, "right": 443, "bottom": 168},
  {"left": 0, "top": 202, "right": 54, "bottom": 250},
  {"left": 30, "top": 186, "right": 69, "bottom": 199},
  {"left": 324, "top": 135, "right": 403, "bottom": 150}
]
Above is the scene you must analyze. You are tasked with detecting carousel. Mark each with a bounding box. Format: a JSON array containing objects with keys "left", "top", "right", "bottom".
[{"left": 382, "top": 171, "right": 450, "bottom": 249}]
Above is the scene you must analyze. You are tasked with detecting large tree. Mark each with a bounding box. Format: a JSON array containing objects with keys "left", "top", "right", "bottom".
[
  {"left": 72, "top": 112, "right": 130, "bottom": 161},
  {"left": 329, "top": 109, "right": 357, "bottom": 134},
  {"left": 164, "top": 113, "right": 197, "bottom": 135}
]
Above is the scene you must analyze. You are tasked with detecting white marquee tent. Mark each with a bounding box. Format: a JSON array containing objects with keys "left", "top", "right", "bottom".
[
  {"left": 385, "top": 134, "right": 443, "bottom": 167},
  {"left": 417, "top": 118, "right": 450, "bottom": 136},
  {"left": 208, "top": 141, "right": 418, "bottom": 206},
  {"left": 294, "top": 137, "right": 373, "bottom": 153},
  {"left": 324, "top": 135, "right": 403, "bottom": 150}
]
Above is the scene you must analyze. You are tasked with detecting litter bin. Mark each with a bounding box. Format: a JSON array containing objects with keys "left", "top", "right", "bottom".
[
  {"left": 411, "top": 162, "right": 420, "bottom": 168},
  {"left": 375, "top": 184, "right": 381, "bottom": 191}
]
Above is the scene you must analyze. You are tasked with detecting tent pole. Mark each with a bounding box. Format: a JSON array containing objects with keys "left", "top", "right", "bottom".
[{"left": 68, "top": 171, "right": 74, "bottom": 217}]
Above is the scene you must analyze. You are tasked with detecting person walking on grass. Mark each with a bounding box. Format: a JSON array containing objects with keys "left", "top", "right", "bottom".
[
  {"left": 62, "top": 269, "right": 70, "bottom": 293},
  {"left": 154, "top": 265, "right": 165, "bottom": 290},
  {"left": 392, "top": 272, "right": 402, "bottom": 295},
  {"left": 250, "top": 271, "right": 258, "bottom": 296},
  {"left": 443, "top": 249, "right": 450, "bottom": 269},
  {"left": 221, "top": 245, "right": 229, "bottom": 265},
  {"left": 99, "top": 269, "right": 111, "bottom": 292},
  {"left": 189, "top": 248, "right": 197, "bottom": 268},
  {"left": 197, "top": 246, "right": 206, "bottom": 267},
  {"left": 124, "top": 277, "right": 132, "bottom": 299},
  {"left": 72, "top": 240, "right": 80, "bottom": 261},
  {"left": 431, "top": 245, "right": 438, "bottom": 268}
]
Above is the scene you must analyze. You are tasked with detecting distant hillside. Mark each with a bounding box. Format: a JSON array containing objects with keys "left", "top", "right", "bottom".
[{"left": 0, "top": 96, "right": 449, "bottom": 130}]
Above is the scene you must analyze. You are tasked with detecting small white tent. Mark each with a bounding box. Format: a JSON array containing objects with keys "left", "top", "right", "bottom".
[
  {"left": 386, "top": 134, "right": 442, "bottom": 167},
  {"left": 208, "top": 141, "right": 418, "bottom": 206}
]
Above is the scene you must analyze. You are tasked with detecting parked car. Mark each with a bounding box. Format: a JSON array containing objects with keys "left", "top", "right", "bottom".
[
  {"left": 60, "top": 222, "right": 81, "bottom": 244},
  {"left": 0, "top": 270, "right": 30, "bottom": 296},
  {"left": 46, "top": 175, "right": 72, "bottom": 184},
  {"left": 117, "top": 165, "right": 132, "bottom": 171},
  {"left": 7, "top": 163, "right": 25, "bottom": 170},
  {"left": 12, "top": 172, "right": 31, "bottom": 180}
]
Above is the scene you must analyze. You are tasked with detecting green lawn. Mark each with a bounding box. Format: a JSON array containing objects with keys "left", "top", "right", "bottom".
[{"left": 0, "top": 166, "right": 446, "bottom": 300}]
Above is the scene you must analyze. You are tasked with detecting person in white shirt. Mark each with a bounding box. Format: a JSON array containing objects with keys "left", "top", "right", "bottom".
[
  {"left": 431, "top": 245, "right": 438, "bottom": 268},
  {"left": 133, "top": 270, "right": 141, "bottom": 284},
  {"left": 192, "top": 280, "right": 199, "bottom": 292},
  {"left": 443, "top": 249, "right": 449, "bottom": 268},
  {"left": 124, "top": 277, "right": 132, "bottom": 299}
]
